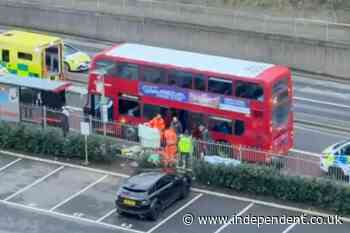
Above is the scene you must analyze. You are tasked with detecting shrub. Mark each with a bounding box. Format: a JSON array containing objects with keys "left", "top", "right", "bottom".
[
  {"left": 0, "top": 122, "right": 117, "bottom": 162},
  {"left": 193, "top": 160, "right": 350, "bottom": 215}
]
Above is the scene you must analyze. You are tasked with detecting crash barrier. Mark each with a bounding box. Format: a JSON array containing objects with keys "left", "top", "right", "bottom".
[
  {"left": 11, "top": 104, "right": 350, "bottom": 183},
  {"left": 5, "top": 0, "right": 350, "bottom": 44}
]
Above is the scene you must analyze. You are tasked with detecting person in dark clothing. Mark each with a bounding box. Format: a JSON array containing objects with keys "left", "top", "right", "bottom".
[{"left": 170, "top": 116, "right": 183, "bottom": 135}]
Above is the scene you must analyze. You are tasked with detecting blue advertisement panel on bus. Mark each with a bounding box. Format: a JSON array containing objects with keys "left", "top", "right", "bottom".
[{"left": 139, "top": 82, "right": 250, "bottom": 115}]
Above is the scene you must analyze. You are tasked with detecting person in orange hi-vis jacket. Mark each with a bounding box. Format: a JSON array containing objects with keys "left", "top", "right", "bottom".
[
  {"left": 162, "top": 127, "right": 177, "bottom": 168},
  {"left": 147, "top": 113, "right": 166, "bottom": 132}
]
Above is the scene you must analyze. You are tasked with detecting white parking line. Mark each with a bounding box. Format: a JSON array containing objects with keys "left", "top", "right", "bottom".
[
  {"left": 213, "top": 202, "right": 254, "bottom": 233},
  {"left": 3, "top": 150, "right": 350, "bottom": 223},
  {"left": 50, "top": 174, "right": 108, "bottom": 211},
  {"left": 1, "top": 150, "right": 129, "bottom": 178},
  {"left": 147, "top": 193, "right": 203, "bottom": 233},
  {"left": 0, "top": 158, "right": 22, "bottom": 172},
  {"left": 0, "top": 200, "right": 146, "bottom": 233},
  {"left": 97, "top": 208, "right": 117, "bottom": 223},
  {"left": 281, "top": 219, "right": 299, "bottom": 233},
  {"left": 4, "top": 166, "right": 65, "bottom": 201}
]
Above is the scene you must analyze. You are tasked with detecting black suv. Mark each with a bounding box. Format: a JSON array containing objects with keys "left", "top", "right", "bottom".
[{"left": 115, "top": 171, "right": 191, "bottom": 220}]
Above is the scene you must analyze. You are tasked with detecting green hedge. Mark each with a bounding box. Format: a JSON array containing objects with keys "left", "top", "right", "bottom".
[
  {"left": 193, "top": 160, "right": 350, "bottom": 215},
  {"left": 0, "top": 122, "right": 119, "bottom": 162}
]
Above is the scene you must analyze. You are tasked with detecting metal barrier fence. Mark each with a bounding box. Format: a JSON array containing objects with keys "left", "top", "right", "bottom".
[
  {"left": 4, "top": 0, "right": 350, "bottom": 44},
  {"left": 12, "top": 104, "right": 350, "bottom": 183}
]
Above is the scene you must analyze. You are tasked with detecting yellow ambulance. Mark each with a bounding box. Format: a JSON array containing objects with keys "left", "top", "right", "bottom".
[{"left": 0, "top": 30, "right": 64, "bottom": 80}]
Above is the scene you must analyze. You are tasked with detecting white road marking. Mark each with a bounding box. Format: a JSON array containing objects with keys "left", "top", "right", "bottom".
[
  {"left": 296, "top": 87, "right": 350, "bottom": 100},
  {"left": 294, "top": 124, "right": 350, "bottom": 138},
  {"left": 213, "top": 202, "right": 254, "bottom": 233},
  {"left": 147, "top": 194, "right": 203, "bottom": 233},
  {"left": 4, "top": 166, "right": 65, "bottom": 201},
  {"left": 0, "top": 200, "right": 146, "bottom": 233},
  {"left": 49, "top": 174, "right": 108, "bottom": 211},
  {"left": 294, "top": 101, "right": 350, "bottom": 115},
  {"left": 0, "top": 158, "right": 22, "bottom": 172},
  {"left": 289, "top": 149, "right": 320, "bottom": 157},
  {"left": 96, "top": 208, "right": 116, "bottom": 223},
  {"left": 3, "top": 150, "right": 350, "bottom": 223},
  {"left": 281, "top": 218, "right": 300, "bottom": 233},
  {"left": 0, "top": 150, "right": 129, "bottom": 178},
  {"left": 294, "top": 96, "right": 350, "bottom": 109}
]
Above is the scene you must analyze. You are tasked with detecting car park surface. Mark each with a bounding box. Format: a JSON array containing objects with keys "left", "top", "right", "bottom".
[{"left": 0, "top": 152, "right": 349, "bottom": 233}]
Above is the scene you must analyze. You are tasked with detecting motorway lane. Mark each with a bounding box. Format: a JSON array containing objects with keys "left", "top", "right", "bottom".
[{"left": 294, "top": 124, "right": 350, "bottom": 153}]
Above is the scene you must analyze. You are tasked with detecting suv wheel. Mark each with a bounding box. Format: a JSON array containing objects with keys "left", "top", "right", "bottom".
[{"left": 147, "top": 201, "right": 161, "bottom": 221}]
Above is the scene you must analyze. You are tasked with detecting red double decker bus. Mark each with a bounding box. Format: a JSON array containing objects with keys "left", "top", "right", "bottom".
[{"left": 87, "top": 43, "right": 293, "bottom": 154}]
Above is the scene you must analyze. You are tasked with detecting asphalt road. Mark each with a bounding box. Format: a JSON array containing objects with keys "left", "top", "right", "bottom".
[{"left": 0, "top": 153, "right": 349, "bottom": 233}]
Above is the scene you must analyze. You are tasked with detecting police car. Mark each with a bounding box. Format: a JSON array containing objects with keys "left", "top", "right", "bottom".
[
  {"left": 63, "top": 43, "right": 91, "bottom": 72},
  {"left": 321, "top": 140, "right": 350, "bottom": 181}
]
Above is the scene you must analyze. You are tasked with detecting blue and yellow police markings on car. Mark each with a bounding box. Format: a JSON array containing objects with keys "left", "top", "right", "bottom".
[
  {"left": 63, "top": 43, "right": 91, "bottom": 72},
  {"left": 321, "top": 140, "right": 350, "bottom": 180}
]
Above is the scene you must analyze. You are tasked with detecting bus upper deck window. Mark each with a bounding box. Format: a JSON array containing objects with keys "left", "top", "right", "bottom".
[
  {"left": 117, "top": 63, "right": 139, "bottom": 80},
  {"left": 208, "top": 77, "right": 232, "bottom": 95},
  {"left": 168, "top": 70, "right": 193, "bottom": 89},
  {"left": 142, "top": 66, "right": 166, "bottom": 84},
  {"left": 194, "top": 75, "right": 206, "bottom": 91},
  {"left": 235, "top": 81, "right": 264, "bottom": 101}
]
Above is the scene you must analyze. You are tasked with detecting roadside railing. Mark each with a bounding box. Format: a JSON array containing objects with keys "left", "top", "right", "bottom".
[
  {"left": 4, "top": 0, "right": 350, "bottom": 44},
  {"left": 10, "top": 104, "right": 350, "bottom": 184}
]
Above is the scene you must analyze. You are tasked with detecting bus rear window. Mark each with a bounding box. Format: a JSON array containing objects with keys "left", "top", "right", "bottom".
[{"left": 235, "top": 81, "right": 263, "bottom": 101}]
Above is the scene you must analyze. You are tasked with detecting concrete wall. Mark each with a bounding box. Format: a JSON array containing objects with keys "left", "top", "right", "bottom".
[{"left": 0, "top": 2, "right": 349, "bottom": 78}]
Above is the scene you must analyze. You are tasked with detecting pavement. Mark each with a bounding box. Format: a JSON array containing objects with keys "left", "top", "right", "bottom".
[{"left": 0, "top": 151, "right": 349, "bottom": 233}]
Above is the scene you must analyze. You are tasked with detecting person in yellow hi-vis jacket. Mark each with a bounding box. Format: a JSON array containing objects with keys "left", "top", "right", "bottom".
[{"left": 178, "top": 130, "right": 193, "bottom": 170}]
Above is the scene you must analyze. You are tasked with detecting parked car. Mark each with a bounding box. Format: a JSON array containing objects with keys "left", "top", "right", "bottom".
[
  {"left": 115, "top": 171, "right": 191, "bottom": 220},
  {"left": 321, "top": 140, "right": 350, "bottom": 181},
  {"left": 63, "top": 43, "right": 91, "bottom": 72},
  {"left": 0, "top": 64, "right": 8, "bottom": 76}
]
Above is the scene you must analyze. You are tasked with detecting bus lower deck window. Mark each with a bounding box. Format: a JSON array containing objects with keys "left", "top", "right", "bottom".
[{"left": 118, "top": 98, "right": 140, "bottom": 117}]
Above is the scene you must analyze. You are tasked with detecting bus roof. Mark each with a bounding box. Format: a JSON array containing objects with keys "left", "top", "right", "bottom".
[
  {"left": 105, "top": 43, "right": 275, "bottom": 79},
  {"left": 0, "top": 30, "right": 62, "bottom": 50},
  {"left": 0, "top": 73, "right": 71, "bottom": 93}
]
